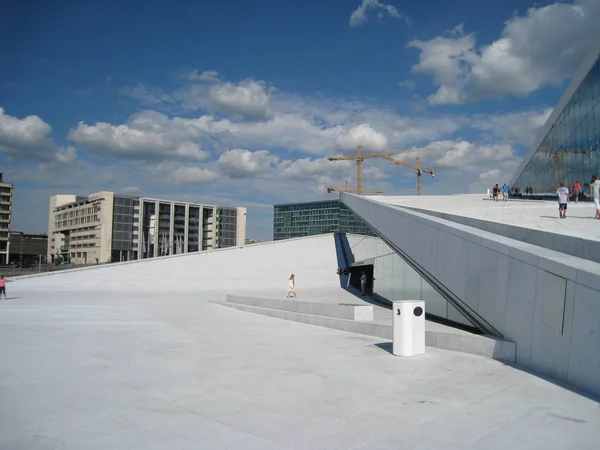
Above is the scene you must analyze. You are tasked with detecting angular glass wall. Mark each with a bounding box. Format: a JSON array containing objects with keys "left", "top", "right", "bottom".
[
  {"left": 513, "top": 55, "right": 600, "bottom": 195},
  {"left": 346, "top": 237, "right": 480, "bottom": 330}
]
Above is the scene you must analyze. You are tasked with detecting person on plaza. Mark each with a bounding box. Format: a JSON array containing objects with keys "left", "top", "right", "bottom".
[
  {"left": 360, "top": 271, "right": 367, "bottom": 296},
  {"left": 0, "top": 274, "right": 13, "bottom": 300},
  {"left": 502, "top": 183, "right": 509, "bottom": 201},
  {"left": 286, "top": 273, "right": 297, "bottom": 298},
  {"left": 591, "top": 174, "right": 600, "bottom": 219},
  {"left": 556, "top": 182, "right": 570, "bottom": 219},
  {"left": 573, "top": 180, "right": 581, "bottom": 203},
  {"left": 492, "top": 184, "right": 499, "bottom": 201}
]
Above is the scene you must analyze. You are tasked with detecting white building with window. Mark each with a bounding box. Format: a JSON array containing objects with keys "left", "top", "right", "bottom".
[{"left": 48, "top": 192, "right": 247, "bottom": 264}]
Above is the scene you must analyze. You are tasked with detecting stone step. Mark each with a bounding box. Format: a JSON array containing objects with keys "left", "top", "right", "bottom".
[
  {"left": 226, "top": 294, "right": 374, "bottom": 321},
  {"left": 214, "top": 300, "right": 516, "bottom": 362}
]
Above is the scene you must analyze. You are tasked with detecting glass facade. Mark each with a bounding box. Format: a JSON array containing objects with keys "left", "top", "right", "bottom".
[
  {"left": 111, "top": 195, "right": 136, "bottom": 261},
  {"left": 512, "top": 55, "right": 600, "bottom": 195},
  {"left": 273, "top": 200, "right": 375, "bottom": 240},
  {"left": 217, "top": 207, "right": 238, "bottom": 248},
  {"left": 347, "top": 238, "right": 479, "bottom": 331}
]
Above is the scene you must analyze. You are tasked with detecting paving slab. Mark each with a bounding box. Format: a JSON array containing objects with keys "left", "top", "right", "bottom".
[{"left": 1, "top": 288, "right": 599, "bottom": 450}]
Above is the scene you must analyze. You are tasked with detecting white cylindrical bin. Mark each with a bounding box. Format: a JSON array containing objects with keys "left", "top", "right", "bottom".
[{"left": 392, "top": 300, "right": 425, "bottom": 356}]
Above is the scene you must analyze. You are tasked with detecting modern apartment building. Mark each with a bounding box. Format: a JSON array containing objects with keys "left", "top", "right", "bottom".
[
  {"left": 0, "top": 173, "right": 13, "bottom": 265},
  {"left": 273, "top": 199, "right": 375, "bottom": 240},
  {"left": 48, "top": 192, "right": 247, "bottom": 264}
]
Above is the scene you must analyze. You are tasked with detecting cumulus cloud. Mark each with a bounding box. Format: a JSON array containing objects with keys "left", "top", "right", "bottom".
[
  {"left": 188, "top": 69, "right": 220, "bottom": 82},
  {"left": 0, "top": 107, "right": 77, "bottom": 165},
  {"left": 409, "top": 0, "right": 600, "bottom": 104},
  {"left": 350, "top": 0, "right": 409, "bottom": 27},
  {"left": 68, "top": 111, "right": 210, "bottom": 161},
  {"left": 217, "top": 149, "right": 279, "bottom": 178},
  {"left": 209, "top": 79, "right": 271, "bottom": 120},
  {"left": 335, "top": 123, "right": 388, "bottom": 151},
  {"left": 432, "top": 140, "right": 516, "bottom": 168}
]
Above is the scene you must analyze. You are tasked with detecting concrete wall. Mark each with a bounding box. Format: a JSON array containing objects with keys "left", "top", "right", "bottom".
[
  {"left": 16, "top": 234, "right": 342, "bottom": 294},
  {"left": 342, "top": 193, "right": 600, "bottom": 396},
  {"left": 403, "top": 206, "right": 600, "bottom": 264},
  {"left": 236, "top": 207, "right": 247, "bottom": 247}
]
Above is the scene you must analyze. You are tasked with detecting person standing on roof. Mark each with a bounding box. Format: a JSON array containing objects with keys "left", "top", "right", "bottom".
[
  {"left": 0, "top": 275, "right": 13, "bottom": 300},
  {"left": 573, "top": 180, "right": 581, "bottom": 203},
  {"left": 591, "top": 174, "right": 600, "bottom": 219},
  {"left": 492, "top": 184, "right": 499, "bottom": 201},
  {"left": 502, "top": 183, "right": 509, "bottom": 201},
  {"left": 556, "top": 182, "right": 569, "bottom": 219},
  {"left": 286, "top": 274, "right": 297, "bottom": 298}
]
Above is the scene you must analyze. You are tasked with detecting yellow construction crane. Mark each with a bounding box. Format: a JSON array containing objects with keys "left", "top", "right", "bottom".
[
  {"left": 327, "top": 146, "right": 435, "bottom": 195},
  {"left": 378, "top": 154, "right": 435, "bottom": 195},
  {"left": 326, "top": 181, "right": 384, "bottom": 195}
]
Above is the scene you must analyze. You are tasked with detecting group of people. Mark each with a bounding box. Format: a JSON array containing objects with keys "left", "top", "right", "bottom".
[
  {"left": 491, "top": 184, "right": 510, "bottom": 201},
  {"left": 556, "top": 175, "right": 600, "bottom": 219}
]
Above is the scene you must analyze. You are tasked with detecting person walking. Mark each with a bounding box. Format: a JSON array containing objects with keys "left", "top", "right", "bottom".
[
  {"left": 556, "top": 182, "right": 569, "bottom": 219},
  {"left": 0, "top": 274, "right": 13, "bottom": 300},
  {"left": 360, "top": 271, "right": 367, "bottom": 296},
  {"left": 573, "top": 180, "right": 581, "bottom": 203},
  {"left": 286, "top": 273, "right": 297, "bottom": 298},
  {"left": 591, "top": 174, "right": 600, "bottom": 219},
  {"left": 492, "top": 184, "right": 499, "bottom": 201}
]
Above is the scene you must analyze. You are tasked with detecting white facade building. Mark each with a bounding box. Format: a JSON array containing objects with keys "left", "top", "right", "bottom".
[{"left": 48, "top": 192, "right": 247, "bottom": 264}]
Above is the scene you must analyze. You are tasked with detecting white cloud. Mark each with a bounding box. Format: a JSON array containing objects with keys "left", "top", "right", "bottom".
[
  {"left": 209, "top": 79, "right": 271, "bottom": 120},
  {"left": 432, "top": 139, "right": 516, "bottom": 168},
  {"left": 0, "top": 107, "right": 77, "bottom": 165},
  {"left": 169, "top": 166, "right": 219, "bottom": 185},
  {"left": 68, "top": 111, "right": 210, "bottom": 161},
  {"left": 350, "top": 0, "right": 409, "bottom": 27},
  {"left": 188, "top": 69, "right": 220, "bottom": 82},
  {"left": 409, "top": 0, "right": 600, "bottom": 104},
  {"left": 478, "top": 169, "right": 503, "bottom": 181},
  {"left": 471, "top": 108, "right": 553, "bottom": 146},
  {"left": 217, "top": 149, "right": 279, "bottom": 178},
  {"left": 335, "top": 123, "right": 388, "bottom": 151}
]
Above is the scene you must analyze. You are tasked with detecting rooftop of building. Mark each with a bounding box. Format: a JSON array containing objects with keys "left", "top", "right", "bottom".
[
  {"left": 274, "top": 198, "right": 342, "bottom": 208},
  {"left": 2, "top": 234, "right": 599, "bottom": 449},
  {"left": 370, "top": 194, "right": 600, "bottom": 245}
]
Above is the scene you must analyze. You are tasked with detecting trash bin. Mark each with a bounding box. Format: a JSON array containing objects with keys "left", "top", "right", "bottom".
[{"left": 392, "top": 300, "right": 425, "bottom": 356}]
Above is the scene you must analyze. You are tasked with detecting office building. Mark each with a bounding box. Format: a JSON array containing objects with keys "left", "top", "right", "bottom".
[
  {"left": 510, "top": 40, "right": 600, "bottom": 194},
  {"left": 48, "top": 192, "right": 246, "bottom": 264},
  {"left": 273, "top": 199, "right": 375, "bottom": 240},
  {"left": 0, "top": 173, "right": 13, "bottom": 265},
  {"left": 8, "top": 232, "right": 48, "bottom": 265}
]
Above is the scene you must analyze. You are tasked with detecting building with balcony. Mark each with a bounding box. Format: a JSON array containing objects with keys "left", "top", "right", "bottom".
[
  {"left": 0, "top": 173, "right": 13, "bottom": 265},
  {"left": 273, "top": 199, "right": 375, "bottom": 241},
  {"left": 48, "top": 192, "right": 247, "bottom": 264}
]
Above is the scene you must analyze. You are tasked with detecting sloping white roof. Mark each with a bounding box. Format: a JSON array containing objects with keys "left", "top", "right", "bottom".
[{"left": 16, "top": 234, "right": 344, "bottom": 292}]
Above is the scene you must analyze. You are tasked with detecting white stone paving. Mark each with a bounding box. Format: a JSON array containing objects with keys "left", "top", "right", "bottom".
[
  {"left": 371, "top": 194, "right": 600, "bottom": 243},
  {"left": 2, "top": 285, "right": 600, "bottom": 449}
]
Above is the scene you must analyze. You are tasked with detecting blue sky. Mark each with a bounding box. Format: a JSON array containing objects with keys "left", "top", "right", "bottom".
[{"left": 1, "top": 0, "right": 599, "bottom": 241}]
